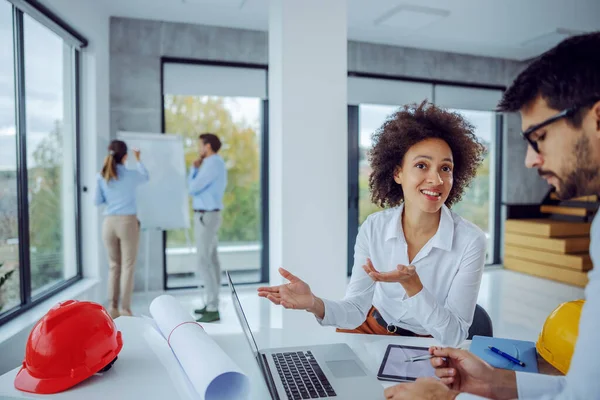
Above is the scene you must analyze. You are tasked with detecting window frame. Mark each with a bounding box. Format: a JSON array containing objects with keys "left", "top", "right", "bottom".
[
  {"left": 0, "top": 1, "right": 84, "bottom": 327},
  {"left": 347, "top": 72, "right": 505, "bottom": 275},
  {"left": 160, "top": 58, "right": 270, "bottom": 289}
]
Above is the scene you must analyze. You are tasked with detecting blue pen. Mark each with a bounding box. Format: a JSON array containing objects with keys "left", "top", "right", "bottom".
[{"left": 488, "top": 346, "right": 526, "bottom": 367}]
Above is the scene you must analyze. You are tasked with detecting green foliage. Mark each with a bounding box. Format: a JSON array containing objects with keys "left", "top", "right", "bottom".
[
  {"left": 0, "top": 171, "right": 19, "bottom": 242},
  {"left": 0, "top": 263, "right": 16, "bottom": 311},
  {"left": 164, "top": 96, "right": 261, "bottom": 246},
  {"left": 451, "top": 153, "right": 491, "bottom": 232},
  {"left": 358, "top": 146, "right": 491, "bottom": 233},
  {"left": 0, "top": 120, "right": 68, "bottom": 303},
  {"left": 358, "top": 172, "right": 382, "bottom": 226},
  {"left": 27, "top": 121, "right": 64, "bottom": 289},
  {"left": 0, "top": 263, "right": 15, "bottom": 289}
]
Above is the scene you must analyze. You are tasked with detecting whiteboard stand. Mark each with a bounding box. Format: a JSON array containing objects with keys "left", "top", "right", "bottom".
[
  {"left": 144, "top": 229, "right": 150, "bottom": 305},
  {"left": 143, "top": 228, "right": 161, "bottom": 305}
]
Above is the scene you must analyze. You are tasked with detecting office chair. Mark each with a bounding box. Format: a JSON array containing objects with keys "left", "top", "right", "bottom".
[{"left": 467, "top": 304, "right": 493, "bottom": 339}]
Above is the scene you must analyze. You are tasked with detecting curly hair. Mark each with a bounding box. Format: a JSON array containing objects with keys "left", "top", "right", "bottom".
[{"left": 369, "top": 101, "right": 486, "bottom": 208}]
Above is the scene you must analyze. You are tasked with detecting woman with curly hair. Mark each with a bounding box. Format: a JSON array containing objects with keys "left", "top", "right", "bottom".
[{"left": 258, "top": 102, "right": 487, "bottom": 346}]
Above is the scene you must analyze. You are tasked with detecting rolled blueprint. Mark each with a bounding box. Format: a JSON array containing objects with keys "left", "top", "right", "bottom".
[{"left": 149, "top": 295, "right": 249, "bottom": 400}]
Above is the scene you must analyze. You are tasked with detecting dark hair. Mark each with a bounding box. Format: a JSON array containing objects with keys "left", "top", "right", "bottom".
[
  {"left": 101, "top": 140, "right": 128, "bottom": 182},
  {"left": 498, "top": 32, "right": 600, "bottom": 126},
  {"left": 369, "top": 101, "right": 486, "bottom": 208},
  {"left": 199, "top": 133, "right": 222, "bottom": 153}
]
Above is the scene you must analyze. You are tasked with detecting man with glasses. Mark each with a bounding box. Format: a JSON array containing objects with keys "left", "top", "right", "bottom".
[{"left": 384, "top": 32, "right": 600, "bottom": 400}]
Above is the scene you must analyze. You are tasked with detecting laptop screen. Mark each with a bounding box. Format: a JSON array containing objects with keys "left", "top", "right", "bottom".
[
  {"left": 227, "top": 272, "right": 279, "bottom": 399},
  {"left": 227, "top": 271, "right": 261, "bottom": 359}
]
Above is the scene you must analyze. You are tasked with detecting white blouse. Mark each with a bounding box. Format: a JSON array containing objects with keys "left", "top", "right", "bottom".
[{"left": 319, "top": 204, "right": 487, "bottom": 346}]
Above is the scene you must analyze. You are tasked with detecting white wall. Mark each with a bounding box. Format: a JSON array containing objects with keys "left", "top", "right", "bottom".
[{"left": 269, "top": 0, "right": 348, "bottom": 307}]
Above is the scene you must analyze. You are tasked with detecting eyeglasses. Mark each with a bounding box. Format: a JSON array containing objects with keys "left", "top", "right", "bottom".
[{"left": 521, "top": 108, "right": 576, "bottom": 153}]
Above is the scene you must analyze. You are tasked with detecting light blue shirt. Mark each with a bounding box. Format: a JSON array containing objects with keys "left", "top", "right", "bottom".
[
  {"left": 188, "top": 154, "right": 227, "bottom": 211},
  {"left": 94, "top": 162, "right": 149, "bottom": 215},
  {"left": 459, "top": 211, "right": 600, "bottom": 399}
]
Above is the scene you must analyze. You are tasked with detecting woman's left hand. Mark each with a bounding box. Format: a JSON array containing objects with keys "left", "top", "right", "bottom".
[{"left": 362, "top": 258, "right": 423, "bottom": 296}]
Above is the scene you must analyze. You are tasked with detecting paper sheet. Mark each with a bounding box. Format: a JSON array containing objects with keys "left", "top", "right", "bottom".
[
  {"left": 141, "top": 321, "right": 198, "bottom": 400},
  {"left": 149, "top": 295, "right": 250, "bottom": 400}
]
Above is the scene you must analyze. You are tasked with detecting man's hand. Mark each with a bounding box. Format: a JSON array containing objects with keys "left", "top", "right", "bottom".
[
  {"left": 193, "top": 157, "right": 203, "bottom": 168},
  {"left": 384, "top": 378, "right": 459, "bottom": 400},
  {"left": 429, "top": 346, "right": 518, "bottom": 400},
  {"left": 362, "top": 258, "right": 423, "bottom": 297}
]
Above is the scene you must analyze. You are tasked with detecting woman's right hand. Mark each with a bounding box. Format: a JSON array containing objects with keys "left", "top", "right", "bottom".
[
  {"left": 133, "top": 148, "right": 141, "bottom": 161},
  {"left": 257, "top": 268, "right": 316, "bottom": 311}
]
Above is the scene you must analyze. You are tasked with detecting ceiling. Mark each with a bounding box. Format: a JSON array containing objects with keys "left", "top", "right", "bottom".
[{"left": 96, "top": 0, "right": 600, "bottom": 61}]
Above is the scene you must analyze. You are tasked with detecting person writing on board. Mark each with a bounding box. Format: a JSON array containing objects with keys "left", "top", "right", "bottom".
[
  {"left": 258, "top": 103, "right": 487, "bottom": 346},
  {"left": 94, "top": 139, "right": 149, "bottom": 319},
  {"left": 189, "top": 133, "right": 227, "bottom": 323}
]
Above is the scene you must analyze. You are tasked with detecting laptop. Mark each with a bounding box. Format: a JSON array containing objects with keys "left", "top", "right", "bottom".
[{"left": 227, "top": 271, "right": 384, "bottom": 400}]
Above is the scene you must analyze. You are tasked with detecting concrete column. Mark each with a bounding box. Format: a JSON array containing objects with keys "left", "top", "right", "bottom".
[{"left": 269, "top": 0, "right": 348, "bottom": 327}]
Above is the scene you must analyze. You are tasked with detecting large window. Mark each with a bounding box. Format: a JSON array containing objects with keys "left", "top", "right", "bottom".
[
  {"left": 358, "top": 104, "right": 397, "bottom": 224},
  {"left": 358, "top": 106, "right": 496, "bottom": 261},
  {"left": 24, "top": 14, "right": 78, "bottom": 296},
  {"left": 447, "top": 109, "right": 497, "bottom": 261},
  {"left": 0, "top": 0, "right": 84, "bottom": 325},
  {"left": 348, "top": 77, "right": 503, "bottom": 272},
  {"left": 162, "top": 62, "right": 267, "bottom": 288}
]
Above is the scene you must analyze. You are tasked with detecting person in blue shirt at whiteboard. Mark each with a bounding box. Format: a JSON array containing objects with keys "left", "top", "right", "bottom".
[
  {"left": 95, "top": 139, "right": 149, "bottom": 319},
  {"left": 189, "top": 133, "right": 228, "bottom": 323}
]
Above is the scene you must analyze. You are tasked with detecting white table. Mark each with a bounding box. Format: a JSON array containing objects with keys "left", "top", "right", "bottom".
[{"left": 0, "top": 316, "right": 448, "bottom": 400}]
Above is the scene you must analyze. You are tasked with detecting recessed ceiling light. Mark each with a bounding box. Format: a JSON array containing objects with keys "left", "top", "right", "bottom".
[
  {"left": 181, "top": 0, "right": 247, "bottom": 8},
  {"left": 374, "top": 4, "right": 450, "bottom": 30},
  {"left": 520, "top": 28, "right": 585, "bottom": 47}
]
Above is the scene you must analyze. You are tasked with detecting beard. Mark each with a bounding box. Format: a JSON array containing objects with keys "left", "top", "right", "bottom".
[{"left": 555, "top": 135, "right": 600, "bottom": 200}]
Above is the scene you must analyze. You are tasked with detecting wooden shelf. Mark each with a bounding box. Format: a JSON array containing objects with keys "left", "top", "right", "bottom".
[
  {"left": 505, "top": 245, "right": 592, "bottom": 271},
  {"left": 504, "top": 256, "right": 589, "bottom": 287},
  {"left": 505, "top": 233, "right": 590, "bottom": 254},
  {"left": 540, "top": 205, "right": 588, "bottom": 217},
  {"left": 505, "top": 219, "right": 591, "bottom": 238},
  {"left": 549, "top": 193, "right": 598, "bottom": 202}
]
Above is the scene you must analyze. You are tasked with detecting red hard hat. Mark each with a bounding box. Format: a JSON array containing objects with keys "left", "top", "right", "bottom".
[{"left": 14, "top": 300, "right": 123, "bottom": 394}]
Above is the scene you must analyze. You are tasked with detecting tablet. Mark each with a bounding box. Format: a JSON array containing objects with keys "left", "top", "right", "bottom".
[{"left": 377, "top": 344, "right": 437, "bottom": 382}]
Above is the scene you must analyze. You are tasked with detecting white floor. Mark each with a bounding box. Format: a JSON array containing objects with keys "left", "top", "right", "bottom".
[{"left": 130, "top": 268, "right": 585, "bottom": 343}]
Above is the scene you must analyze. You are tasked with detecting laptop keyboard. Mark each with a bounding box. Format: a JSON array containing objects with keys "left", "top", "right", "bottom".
[{"left": 272, "top": 351, "right": 337, "bottom": 399}]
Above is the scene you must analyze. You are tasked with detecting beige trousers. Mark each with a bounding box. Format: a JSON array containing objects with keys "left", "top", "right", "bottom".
[{"left": 102, "top": 215, "right": 140, "bottom": 311}]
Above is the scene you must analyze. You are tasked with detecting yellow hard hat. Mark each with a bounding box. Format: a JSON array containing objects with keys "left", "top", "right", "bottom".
[{"left": 536, "top": 299, "right": 584, "bottom": 374}]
